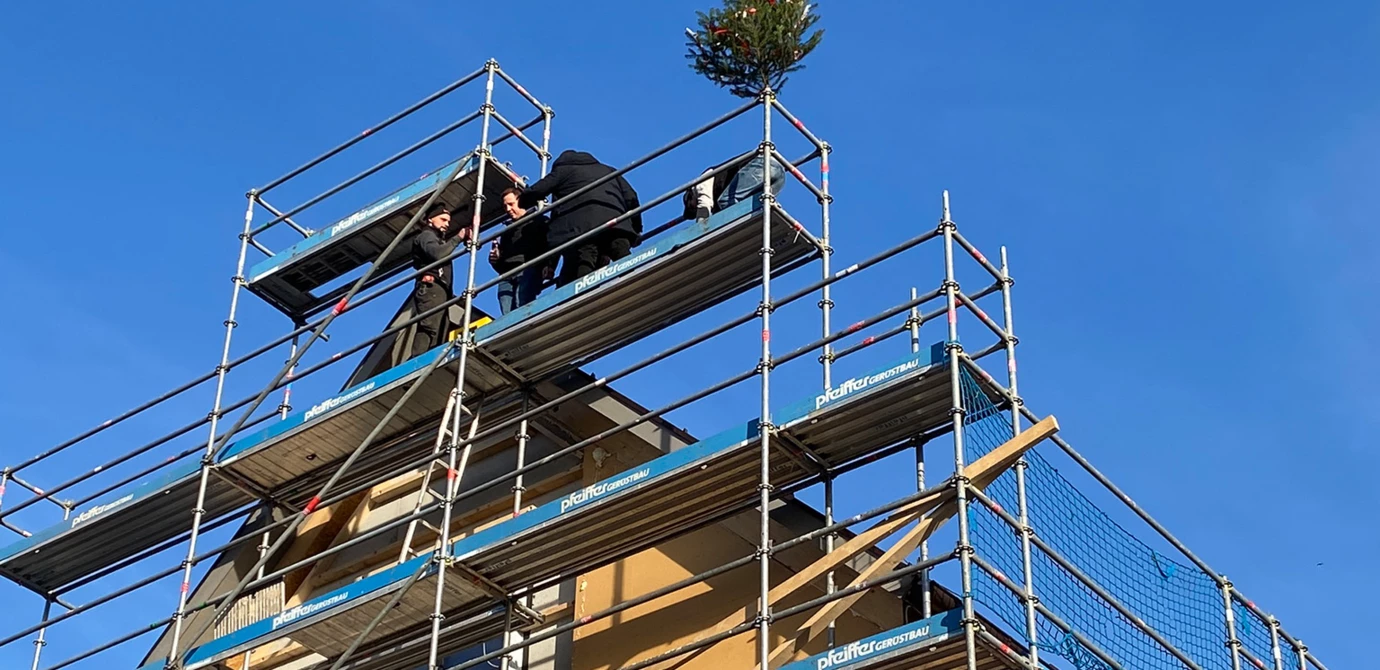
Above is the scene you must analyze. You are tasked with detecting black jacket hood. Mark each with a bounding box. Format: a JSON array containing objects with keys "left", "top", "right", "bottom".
[{"left": 553, "top": 150, "right": 600, "bottom": 167}]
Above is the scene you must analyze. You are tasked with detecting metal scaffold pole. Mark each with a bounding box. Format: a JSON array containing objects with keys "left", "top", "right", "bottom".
[
  {"left": 813, "top": 125, "right": 836, "bottom": 654},
  {"left": 278, "top": 334, "right": 300, "bottom": 419},
  {"left": 908, "top": 286, "right": 932, "bottom": 619},
  {"left": 166, "top": 193, "right": 256, "bottom": 665},
  {"left": 513, "top": 393, "right": 529, "bottom": 518},
  {"left": 1000, "top": 246, "right": 1040, "bottom": 667},
  {"left": 427, "top": 58, "right": 500, "bottom": 670},
  {"left": 28, "top": 600, "right": 51, "bottom": 670},
  {"left": 756, "top": 88, "right": 777, "bottom": 669},
  {"left": 940, "top": 190, "right": 980, "bottom": 670},
  {"left": 1269, "top": 616, "right": 1286, "bottom": 670},
  {"left": 1222, "top": 579, "right": 1245, "bottom": 670}
]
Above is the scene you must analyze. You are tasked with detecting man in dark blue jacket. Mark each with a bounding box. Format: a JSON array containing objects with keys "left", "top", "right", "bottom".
[{"left": 518, "top": 150, "right": 642, "bottom": 287}]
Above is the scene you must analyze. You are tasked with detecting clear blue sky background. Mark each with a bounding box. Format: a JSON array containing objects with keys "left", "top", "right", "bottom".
[{"left": 0, "top": 1, "right": 1373, "bottom": 668}]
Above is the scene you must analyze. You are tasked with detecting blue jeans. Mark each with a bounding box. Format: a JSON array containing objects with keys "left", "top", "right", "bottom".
[
  {"left": 717, "top": 155, "right": 786, "bottom": 210},
  {"left": 496, "top": 265, "right": 544, "bottom": 314}
]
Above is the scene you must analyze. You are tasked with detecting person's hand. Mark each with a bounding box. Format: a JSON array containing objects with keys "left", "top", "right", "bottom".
[
  {"left": 541, "top": 265, "right": 554, "bottom": 281},
  {"left": 422, "top": 275, "right": 434, "bottom": 283}
]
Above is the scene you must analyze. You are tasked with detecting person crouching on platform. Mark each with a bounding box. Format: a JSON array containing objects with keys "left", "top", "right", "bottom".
[
  {"left": 685, "top": 153, "right": 786, "bottom": 224},
  {"left": 491, "top": 187, "right": 552, "bottom": 314},
  {"left": 408, "top": 202, "right": 468, "bottom": 359},
  {"left": 518, "top": 150, "right": 643, "bottom": 288}
]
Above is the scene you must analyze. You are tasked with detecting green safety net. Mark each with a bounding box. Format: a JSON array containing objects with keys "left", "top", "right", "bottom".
[{"left": 957, "top": 366, "right": 1236, "bottom": 670}]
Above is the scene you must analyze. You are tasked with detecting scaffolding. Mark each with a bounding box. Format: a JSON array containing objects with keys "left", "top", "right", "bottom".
[{"left": 0, "top": 60, "right": 1329, "bottom": 670}]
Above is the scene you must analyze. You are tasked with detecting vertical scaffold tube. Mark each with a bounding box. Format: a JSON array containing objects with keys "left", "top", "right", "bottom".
[
  {"left": 819, "top": 137, "right": 835, "bottom": 651},
  {"left": 823, "top": 474, "right": 836, "bottom": 649},
  {"left": 1222, "top": 580, "right": 1244, "bottom": 670},
  {"left": 1001, "top": 246, "right": 1040, "bottom": 667},
  {"left": 427, "top": 59, "right": 499, "bottom": 670},
  {"left": 1269, "top": 617, "right": 1285, "bottom": 670},
  {"left": 909, "top": 287, "right": 931, "bottom": 618},
  {"left": 756, "top": 89, "right": 777, "bottom": 669},
  {"left": 539, "top": 105, "right": 553, "bottom": 177},
  {"left": 278, "top": 334, "right": 299, "bottom": 420},
  {"left": 819, "top": 140, "right": 833, "bottom": 390},
  {"left": 166, "top": 193, "right": 256, "bottom": 664},
  {"left": 513, "top": 393, "right": 529, "bottom": 518},
  {"left": 941, "top": 190, "right": 980, "bottom": 670},
  {"left": 29, "top": 600, "right": 51, "bottom": 670}
]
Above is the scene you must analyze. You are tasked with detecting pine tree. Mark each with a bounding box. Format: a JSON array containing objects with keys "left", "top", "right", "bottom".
[{"left": 685, "top": 0, "right": 824, "bottom": 98}]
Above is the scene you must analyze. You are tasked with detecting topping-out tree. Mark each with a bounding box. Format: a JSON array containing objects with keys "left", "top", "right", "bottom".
[{"left": 685, "top": 0, "right": 824, "bottom": 98}]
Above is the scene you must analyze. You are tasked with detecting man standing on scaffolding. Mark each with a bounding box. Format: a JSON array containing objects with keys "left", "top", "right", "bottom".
[
  {"left": 491, "top": 187, "right": 552, "bottom": 313},
  {"left": 408, "top": 202, "right": 466, "bottom": 358},
  {"left": 518, "top": 150, "right": 642, "bottom": 287}
]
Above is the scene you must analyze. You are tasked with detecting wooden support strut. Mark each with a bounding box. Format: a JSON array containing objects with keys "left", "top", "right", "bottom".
[{"left": 763, "top": 415, "right": 1060, "bottom": 668}]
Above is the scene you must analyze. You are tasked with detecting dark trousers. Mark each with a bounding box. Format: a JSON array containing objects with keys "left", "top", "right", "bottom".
[
  {"left": 410, "top": 281, "right": 450, "bottom": 359},
  {"left": 556, "top": 235, "right": 633, "bottom": 288}
]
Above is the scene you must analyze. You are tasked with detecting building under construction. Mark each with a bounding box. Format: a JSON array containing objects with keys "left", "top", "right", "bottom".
[{"left": 0, "top": 62, "right": 1328, "bottom": 670}]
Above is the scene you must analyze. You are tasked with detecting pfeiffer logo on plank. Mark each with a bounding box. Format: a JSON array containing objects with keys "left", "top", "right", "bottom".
[{"left": 814, "top": 359, "right": 920, "bottom": 410}]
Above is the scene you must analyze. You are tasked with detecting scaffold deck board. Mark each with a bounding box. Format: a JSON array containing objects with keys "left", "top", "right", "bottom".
[
  {"left": 0, "top": 459, "right": 251, "bottom": 592},
  {"left": 147, "top": 555, "right": 526, "bottom": 670},
  {"left": 162, "top": 349, "right": 986, "bottom": 669},
  {"left": 330, "top": 604, "right": 522, "bottom": 670},
  {"left": 450, "top": 347, "right": 962, "bottom": 590},
  {"left": 246, "top": 154, "right": 523, "bottom": 318},
  {"left": 0, "top": 198, "right": 803, "bottom": 595},
  {"left": 476, "top": 196, "right": 812, "bottom": 379},
  {"left": 218, "top": 196, "right": 805, "bottom": 495},
  {"left": 780, "top": 609, "right": 1017, "bottom": 670}
]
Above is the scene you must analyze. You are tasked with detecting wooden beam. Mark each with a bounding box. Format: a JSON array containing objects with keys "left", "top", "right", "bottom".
[{"left": 764, "top": 415, "right": 1059, "bottom": 668}]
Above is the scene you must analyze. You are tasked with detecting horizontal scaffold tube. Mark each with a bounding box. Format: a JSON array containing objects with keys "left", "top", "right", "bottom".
[
  {"left": 970, "top": 553, "right": 1124, "bottom": 670},
  {"left": 833, "top": 283, "right": 1001, "bottom": 363},
  {"left": 256, "top": 66, "right": 487, "bottom": 196},
  {"left": 254, "top": 108, "right": 542, "bottom": 242},
  {"left": 448, "top": 476, "right": 959, "bottom": 670},
  {"left": 967, "top": 486, "right": 1204, "bottom": 670},
  {"left": 1, "top": 101, "right": 761, "bottom": 488},
  {"left": 616, "top": 554, "right": 958, "bottom": 670},
  {"left": 769, "top": 98, "right": 826, "bottom": 151},
  {"left": 176, "top": 341, "right": 462, "bottom": 660},
  {"left": 956, "top": 353, "right": 1325, "bottom": 670},
  {"left": 1, "top": 409, "right": 277, "bottom": 527},
  {"left": 40, "top": 610, "right": 170, "bottom": 670},
  {"left": 19, "top": 146, "right": 822, "bottom": 509},
  {"left": 2, "top": 211, "right": 947, "bottom": 651},
  {"left": 493, "top": 67, "right": 548, "bottom": 114},
  {"left": 156, "top": 287, "right": 958, "bottom": 654},
  {"left": 55, "top": 505, "right": 255, "bottom": 596},
  {"left": 251, "top": 110, "right": 483, "bottom": 237}
]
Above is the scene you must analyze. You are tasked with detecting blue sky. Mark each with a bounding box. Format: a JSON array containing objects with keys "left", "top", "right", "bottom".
[{"left": 0, "top": 1, "right": 1373, "bottom": 668}]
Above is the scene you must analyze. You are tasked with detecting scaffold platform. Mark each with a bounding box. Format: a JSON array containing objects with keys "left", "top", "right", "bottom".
[
  {"left": 0, "top": 196, "right": 806, "bottom": 596},
  {"left": 159, "top": 348, "right": 982, "bottom": 669},
  {"left": 0, "top": 460, "right": 251, "bottom": 593},
  {"left": 780, "top": 609, "right": 1016, "bottom": 670},
  {"left": 246, "top": 153, "right": 523, "bottom": 318}
]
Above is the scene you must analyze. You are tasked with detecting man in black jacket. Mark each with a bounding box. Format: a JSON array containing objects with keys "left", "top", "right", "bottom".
[
  {"left": 408, "top": 202, "right": 466, "bottom": 359},
  {"left": 490, "top": 187, "right": 551, "bottom": 314},
  {"left": 518, "top": 150, "right": 642, "bottom": 288}
]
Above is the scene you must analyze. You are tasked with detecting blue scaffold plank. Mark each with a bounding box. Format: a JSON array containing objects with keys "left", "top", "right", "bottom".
[
  {"left": 780, "top": 609, "right": 965, "bottom": 670},
  {"left": 0, "top": 197, "right": 802, "bottom": 596},
  {"left": 161, "top": 349, "right": 958, "bottom": 667},
  {"left": 0, "top": 457, "right": 250, "bottom": 592},
  {"left": 246, "top": 154, "right": 524, "bottom": 317}
]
